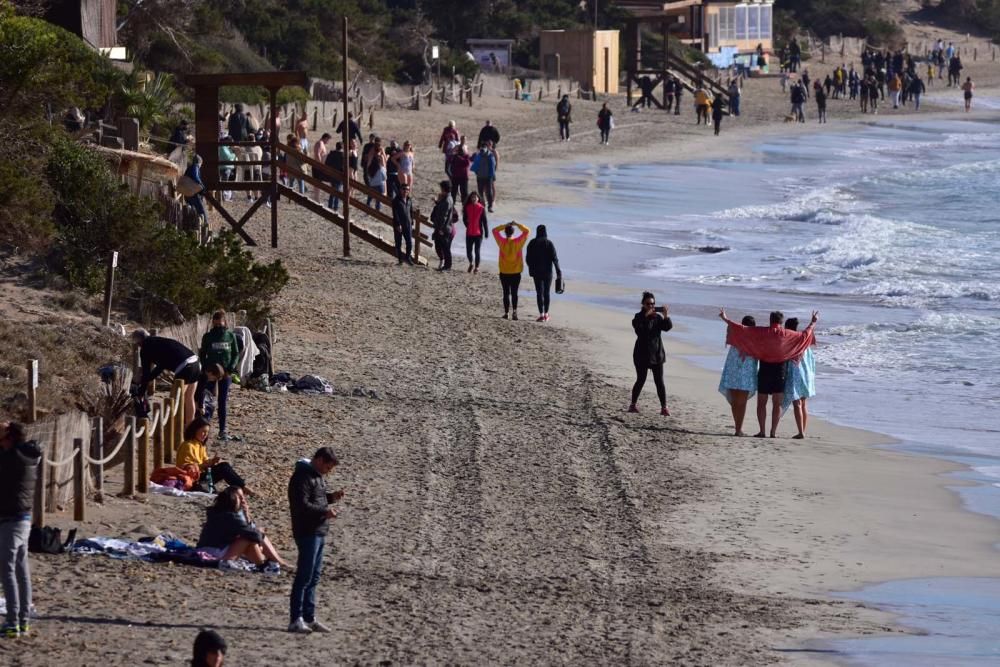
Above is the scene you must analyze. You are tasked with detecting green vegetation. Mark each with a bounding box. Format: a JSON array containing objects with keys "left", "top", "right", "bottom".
[
  {"left": 774, "top": 0, "right": 904, "bottom": 47},
  {"left": 933, "top": 0, "right": 1000, "bottom": 42},
  {"left": 0, "top": 6, "right": 289, "bottom": 326}
]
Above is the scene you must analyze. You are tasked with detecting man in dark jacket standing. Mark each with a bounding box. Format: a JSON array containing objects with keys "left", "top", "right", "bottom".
[
  {"left": 430, "top": 180, "right": 455, "bottom": 271},
  {"left": 525, "top": 225, "right": 562, "bottom": 322},
  {"left": 477, "top": 120, "right": 500, "bottom": 149},
  {"left": 197, "top": 310, "right": 240, "bottom": 440},
  {"left": 392, "top": 183, "right": 414, "bottom": 265},
  {"left": 0, "top": 421, "right": 41, "bottom": 638},
  {"left": 287, "top": 447, "right": 342, "bottom": 634}
]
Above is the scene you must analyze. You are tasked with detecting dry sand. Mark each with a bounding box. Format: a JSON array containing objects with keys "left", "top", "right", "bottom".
[{"left": 5, "top": 44, "right": 1000, "bottom": 666}]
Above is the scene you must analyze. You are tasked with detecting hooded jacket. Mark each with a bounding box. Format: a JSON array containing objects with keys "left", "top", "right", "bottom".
[
  {"left": 288, "top": 460, "right": 330, "bottom": 539},
  {"left": 0, "top": 440, "right": 41, "bottom": 518},
  {"left": 525, "top": 226, "right": 561, "bottom": 280},
  {"left": 200, "top": 325, "right": 239, "bottom": 374}
]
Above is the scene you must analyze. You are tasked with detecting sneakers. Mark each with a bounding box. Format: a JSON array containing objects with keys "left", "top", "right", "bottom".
[
  {"left": 543, "top": 313, "right": 550, "bottom": 322},
  {"left": 288, "top": 618, "right": 312, "bottom": 634},
  {"left": 512, "top": 311, "right": 518, "bottom": 321},
  {"left": 3, "top": 624, "right": 19, "bottom": 639},
  {"left": 308, "top": 620, "right": 331, "bottom": 633},
  {"left": 467, "top": 264, "right": 473, "bottom": 273},
  {"left": 502, "top": 312, "right": 509, "bottom": 320},
  {"left": 18, "top": 622, "right": 29, "bottom": 637},
  {"left": 218, "top": 559, "right": 242, "bottom": 572},
  {"left": 261, "top": 561, "right": 281, "bottom": 575},
  {"left": 660, "top": 406, "right": 671, "bottom": 416},
  {"left": 536, "top": 315, "right": 545, "bottom": 322},
  {"left": 627, "top": 404, "right": 639, "bottom": 413}
]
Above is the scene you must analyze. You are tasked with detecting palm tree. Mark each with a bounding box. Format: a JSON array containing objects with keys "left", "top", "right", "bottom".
[{"left": 120, "top": 71, "right": 177, "bottom": 137}]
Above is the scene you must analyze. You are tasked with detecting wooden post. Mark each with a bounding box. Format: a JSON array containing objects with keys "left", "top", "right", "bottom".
[
  {"left": 478, "top": 81, "right": 484, "bottom": 98},
  {"left": 468, "top": 87, "right": 473, "bottom": 107},
  {"left": 173, "top": 385, "right": 184, "bottom": 456},
  {"left": 342, "top": 17, "right": 352, "bottom": 258},
  {"left": 413, "top": 85, "right": 419, "bottom": 110},
  {"left": 269, "top": 87, "right": 279, "bottom": 248},
  {"left": 138, "top": 416, "right": 150, "bottom": 493},
  {"left": 428, "top": 89, "right": 433, "bottom": 107},
  {"left": 33, "top": 456, "right": 46, "bottom": 528},
  {"left": 380, "top": 85, "right": 385, "bottom": 109},
  {"left": 368, "top": 109, "right": 374, "bottom": 130},
  {"left": 163, "top": 390, "right": 175, "bottom": 464},
  {"left": 102, "top": 250, "right": 118, "bottom": 326},
  {"left": 92, "top": 417, "right": 104, "bottom": 491},
  {"left": 73, "top": 437, "right": 86, "bottom": 521},
  {"left": 975, "top": 48, "right": 978, "bottom": 61},
  {"left": 359, "top": 96, "right": 364, "bottom": 116},
  {"left": 152, "top": 404, "right": 164, "bottom": 472},
  {"left": 26, "top": 359, "right": 38, "bottom": 423},
  {"left": 123, "top": 416, "right": 136, "bottom": 496},
  {"left": 413, "top": 210, "right": 422, "bottom": 263}
]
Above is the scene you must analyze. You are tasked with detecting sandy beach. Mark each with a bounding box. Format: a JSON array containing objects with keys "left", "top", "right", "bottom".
[{"left": 6, "top": 38, "right": 1000, "bottom": 665}]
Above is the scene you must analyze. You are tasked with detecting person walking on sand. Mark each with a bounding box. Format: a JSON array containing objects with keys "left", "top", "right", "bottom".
[
  {"left": 790, "top": 82, "right": 806, "bottom": 123},
  {"left": 462, "top": 192, "right": 487, "bottom": 273},
  {"left": 597, "top": 102, "right": 613, "bottom": 145},
  {"left": 711, "top": 95, "right": 726, "bottom": 136},
  {"left": 673, "top": 77, "right": 684, "bottom": 116},
  {"left": 525, "top": 224, "right": 562, "bottom": 322},
  {"left": 782, "top": 318, "right": 816, "bottom": 439},
  {"left": 556, "top": 95, "right": 572, "bottom": 141},
  {"left": 629, "top": 292, "right": 673, "bottom": 416},
  {"left": 492, "top": 221, "right": 530, "bottom": 320},
  {"left": 430, "top": 179, "right": 455, "bottom": 271},
  {"left": 392, "top": 183, "right": 414, "bottom": 265},
  {"left": 472, "top": 141, "right": 498, "bottom": 213},
  {"left": 477, "top": 120, "right": 500, "bottom": 149},
  {"left": 288, "top": 447, "right": 343, "bottom": 635},
  {"left": 295, "top": 110, "right": 309, "bottom": 154},
  {"left": 962, "top": 77, "right": 975, "bottom": 112},
  {"left": 815, "top": 84, "right": 828, "bottom": 124},
  {"left": 197, "top": 310, "right": 240, "bottom": 441},
  {"left": 0, "top": 422, "right": 40, "bottom": 639},
  {"left": 909, "top": 74, "right": 926, "bottom": 111},
  {"left": 718, "top": 316, "right": 759, "bottom": 436},
  {"left": 718, "top": 309, "right": 818, "bottom": 438}
]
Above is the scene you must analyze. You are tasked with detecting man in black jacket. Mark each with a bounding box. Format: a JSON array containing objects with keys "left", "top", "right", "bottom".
[
  {"left": 477, "top": 120, "right": 500, "bottom": 149},
  {"left": 392, "top": 183, "right": 414, "bottom": 265},
  {"left": 0, "top": 421, "right": 41, "bottom": 638},
  {"left": 430, "top": 179, "right": 454, "bottom": 271},
  {"left": 287, "top": 447, "right": 342, "bottom": 634},
  {"left": 131, "top": 329, "right": 201, "bottom": 427},
  {"left": 525, "top": 224, "right": 562, "bottom": 322}
]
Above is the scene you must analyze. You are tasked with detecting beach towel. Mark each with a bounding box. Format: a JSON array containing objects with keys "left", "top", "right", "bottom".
[
  {"left": 232, "top": 326, "right": 260, "bottom": 380},
  {"left": 725, "top": 323, "right": 815, "bottom": 364}
]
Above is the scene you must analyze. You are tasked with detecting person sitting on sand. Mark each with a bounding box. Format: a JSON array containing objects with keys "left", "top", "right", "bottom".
[
  {"left": 718, "top": 315, "right": 759, "bottom": 436},
  {"left": 629, "top": 292, "right": 673, "bottom": 416},
  {"left": 492, "top": 221, "right": 530, "bottom": 320},
  {"left": 176, "top": 417, "right": 250, "bottom": 493},
  {"left": 718, "top": 309, "right": 818, "bottom": 438},
  {"left": 132, "top": 329, "right": 201, "bottom": 427},
  {"left": 191, "top": 629, "right": 226, "bottom": 667},
  {"left": 197, "top": 486, "right": 287, "bottom": 573},
  {"left": 782, "top": 318, "right": 816, "bottom": 439}
]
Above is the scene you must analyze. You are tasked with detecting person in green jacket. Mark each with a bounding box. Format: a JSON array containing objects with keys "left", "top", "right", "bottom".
[{"left": 198, "top": 310, "right": 240, "bottom": 440}]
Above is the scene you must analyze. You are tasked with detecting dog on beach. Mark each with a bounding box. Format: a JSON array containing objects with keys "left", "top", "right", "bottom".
[{"left": 783, "top": 114, "right": 796, "bottom": 123}]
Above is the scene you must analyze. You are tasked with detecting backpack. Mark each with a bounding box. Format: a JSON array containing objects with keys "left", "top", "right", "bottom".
[{"left": 29, "top": 525, "right": 77, "bottom": 554}]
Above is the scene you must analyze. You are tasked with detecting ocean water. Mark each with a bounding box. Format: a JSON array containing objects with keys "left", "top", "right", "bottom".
[{"left": 519, "top": 116, "right": 1000, "bottom": 663}]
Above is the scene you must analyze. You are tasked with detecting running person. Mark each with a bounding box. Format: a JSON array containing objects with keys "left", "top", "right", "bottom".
[
  {"left": 629, "top": 292, "right": 673, "bottom": 415},
  {"left": 492, "top": 222, "right": 530, "bottom": 320}
]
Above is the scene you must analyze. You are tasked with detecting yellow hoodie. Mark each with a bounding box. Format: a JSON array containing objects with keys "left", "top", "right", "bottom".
[
  {"left": 175, "top": 438, "right": 209, "bottom": 469},
  {"left": 492, "top": 223, "right": 530, "bottom": 274}
]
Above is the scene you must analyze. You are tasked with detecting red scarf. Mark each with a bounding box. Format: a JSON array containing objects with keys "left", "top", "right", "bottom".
[{"left": 726, "top": 324, "right": 815, "bottom": 364}]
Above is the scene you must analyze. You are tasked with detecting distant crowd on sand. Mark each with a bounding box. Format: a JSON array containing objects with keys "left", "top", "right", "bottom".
[
  {"left": 626, "top": 293, "right": 819, "bottom": 440},
  {"left": 782, "top": 42, "right": 976, "bottom": 123}
]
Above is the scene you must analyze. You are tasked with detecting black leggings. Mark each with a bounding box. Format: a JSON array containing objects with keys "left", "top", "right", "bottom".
[
  {"left": 500, "top": 273, "right": 521, "bottom": 312},
  {"left": 533, "top": 276, "right": 551, "bottom": 314},
  {"left": 466, "top": 235, "right": 482, "bottom": 267},
  {"left": 205, "top": 462, "right": 245, "bottom": 489},
  {"left": 631, "top": 362, "right": 666, "bottom": 407}
]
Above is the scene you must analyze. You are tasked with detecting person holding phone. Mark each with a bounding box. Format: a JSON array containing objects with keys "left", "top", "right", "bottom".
[
  {"left": 287, "top": 447, "right": 344, "bottom": 634},
  {"left": 629, "top": 291, "right": 673, "bottom": 415}
]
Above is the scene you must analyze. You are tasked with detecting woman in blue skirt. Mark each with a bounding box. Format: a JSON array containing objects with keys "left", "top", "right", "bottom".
[
  {"left": 782, "top": 317, "right": 816, "bottom": 439},
  {"left": 718, "top": 315, "right": 759, "bottom": 436}
]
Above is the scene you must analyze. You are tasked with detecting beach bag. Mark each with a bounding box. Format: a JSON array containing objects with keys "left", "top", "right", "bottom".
[
  {"left": 555, "top": 275, "right": 565, "bottom": 294},
  {"left": 29, "top": 525, "right": 77, "bottom": 554},
  {"left": 177, "top": 174, "right": 203, "bottom": 197}
]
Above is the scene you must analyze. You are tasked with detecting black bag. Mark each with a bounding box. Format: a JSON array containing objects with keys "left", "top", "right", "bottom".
[
  {"left": 29, "top": 525, "right": 77, "bottom": 554},
  {"left": 555, "top": 275, "right": 565, "bottom": 294}
]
